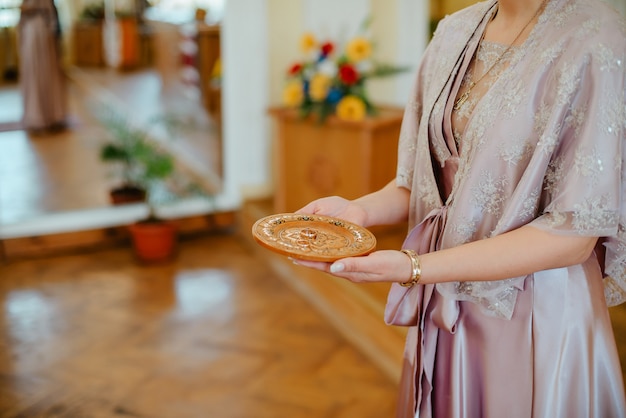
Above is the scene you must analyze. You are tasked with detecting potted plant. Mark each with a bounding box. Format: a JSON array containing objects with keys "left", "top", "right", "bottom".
[
  {"left": 79, "top": 1, "right": 105, "bottom": 20},
  {"left": 98, "top": 108, "right": 205, "bottom": 262},
  {"left": 99, "top": 109, "right": 176, "bottom": 205}
]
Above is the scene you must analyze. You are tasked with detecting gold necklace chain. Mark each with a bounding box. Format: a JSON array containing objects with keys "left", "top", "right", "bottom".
[{"left": 453, "top": 0, "right": 548, "bottom": 111}]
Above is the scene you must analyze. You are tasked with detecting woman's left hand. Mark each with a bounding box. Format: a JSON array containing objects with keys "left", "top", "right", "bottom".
[{"left": 293, "top": 250, "right": 413, "bottom": 284}]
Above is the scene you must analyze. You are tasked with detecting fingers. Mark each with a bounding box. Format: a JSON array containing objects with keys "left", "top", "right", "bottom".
[
  {"left": 291, "top": 253, "right": 399, "bottom": 284},
  {"left": 289, "top": 247, "right": 416, "bottom": 286},
  {"left": 289, "top": 257, "right": 353, "bottom": 277},
  {"left": 295, "top": 202, "right": 318, "bottom": 215},
  {"left": 295, "top": 200, "right": 329, "bottom": 216},
  {"left": 295, "top": 196, "right": 348, "bottom": 216},
  {"left": 326, "top": 250, "right": 413, "bottom": 284},
  {"left": 289, "top": 258, "right": 331, "bottom": 271},
  {"left": 295, "top": 196, "right": 337, "bottom": 214}
]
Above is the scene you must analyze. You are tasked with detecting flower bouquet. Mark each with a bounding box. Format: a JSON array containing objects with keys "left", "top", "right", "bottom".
[{"left": 282, "top": 28, "right": 408, "bottom": 123}]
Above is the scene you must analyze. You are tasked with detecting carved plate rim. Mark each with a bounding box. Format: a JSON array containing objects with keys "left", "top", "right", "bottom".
[{"left": 251, "top": 213, "right": 377, "bottom": 262}]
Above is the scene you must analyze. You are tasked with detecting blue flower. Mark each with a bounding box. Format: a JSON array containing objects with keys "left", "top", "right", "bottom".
[{"left": 327, "top": 88, "right": 343, "bottom": 104}]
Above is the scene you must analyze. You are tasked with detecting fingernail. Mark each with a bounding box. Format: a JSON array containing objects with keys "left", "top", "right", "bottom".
[{"left": 330, "top": 263, "right": 345, "bottom": 273}]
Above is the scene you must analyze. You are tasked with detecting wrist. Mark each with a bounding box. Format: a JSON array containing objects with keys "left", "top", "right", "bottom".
[
  {"left": 399, "top": 249, "right": 422, "bottom": 287},
  {"left": 348, "top": 199, "right": 371, "bottom": 227}
]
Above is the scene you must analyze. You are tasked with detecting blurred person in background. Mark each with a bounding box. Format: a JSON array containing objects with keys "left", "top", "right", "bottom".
[{"left": 18, "top": 0, "right": 67, "bottom": 133}]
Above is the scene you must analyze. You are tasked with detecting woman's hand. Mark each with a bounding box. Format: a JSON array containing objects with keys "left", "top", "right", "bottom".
[
  {"left": 293, "top": 250, "right": 412, "bottom": 284},
  {"left": 297, "top": 196, "right": 369, "bottom": 227},
  {"left": 293, "top": 182, "right": 412, "bottom": 284}
]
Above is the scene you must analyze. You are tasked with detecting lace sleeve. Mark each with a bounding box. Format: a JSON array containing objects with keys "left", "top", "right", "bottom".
[
  {"left": 529, "top": 26, "right": 626, "bottom": 306},
  {"left": 395, "top": 17, "right": 449, "bottom": 191}
]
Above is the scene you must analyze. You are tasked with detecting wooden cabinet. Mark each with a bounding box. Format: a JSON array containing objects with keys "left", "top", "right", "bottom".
[
  {"left": 73, "top": 21, "right": 104, "bottom": 67},
  {"left": 74, "top": 18, "right": 142, "bottom": 69},
  {"left": 0, "top": 27, "right": 18, "bottom": 83},
  {"left": 270, "top": 107, "right": 404, "bottom": 213},
  {"left": 196, "top": 24, "right": 221, "bottom": 118}
]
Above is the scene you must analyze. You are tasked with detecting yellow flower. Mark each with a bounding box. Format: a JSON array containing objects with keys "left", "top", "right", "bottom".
[
  {"left": 309, "top": 74, "right": 332, "bottom": 102},
  {"left": 300, "top": 32, "right": 317, "bottom": 54},
  {"left": 346, "top": 36, "right": 372, "bottom": 62},
  {"left": 283, "top": 80, "right": 304, "bottom": 107},
  {"left": 210, "top": 57, "right": 221, "bottom": 79},
  {"left": 336, "top": 95, "right": 366, "bottom": 121}
]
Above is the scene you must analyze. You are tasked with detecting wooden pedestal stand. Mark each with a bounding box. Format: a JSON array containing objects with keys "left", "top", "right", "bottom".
[{"left": 269, "top": 107, "right": 404, "bottom": 214}]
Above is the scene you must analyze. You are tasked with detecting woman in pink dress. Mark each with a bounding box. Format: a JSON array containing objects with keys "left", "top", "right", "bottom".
[
  {"left": 296, "top": 0, "right": 626, "bottom": 416},
  {"left": 18, "top": 0, "right": 67, "bottom": 132}
]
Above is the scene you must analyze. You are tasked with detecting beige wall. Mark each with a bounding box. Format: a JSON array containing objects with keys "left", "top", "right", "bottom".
[
  {"left": 430, "top": 0, "right": 478, "bottom": 19},
  {"left": 267, "top": 0, "right": 302, "bottom": 109}
]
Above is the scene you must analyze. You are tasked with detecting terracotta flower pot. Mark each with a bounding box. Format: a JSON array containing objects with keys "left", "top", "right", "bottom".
[
  {"left": 110, "top": 185, "right": 146, "bottom": 205},
  {"left": 128, "top": 220, "right": 177, "bottom": 263}
]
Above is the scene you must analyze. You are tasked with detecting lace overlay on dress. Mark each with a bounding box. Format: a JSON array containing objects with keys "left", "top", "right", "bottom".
[
  {"left": 452, "top": 41, "right": 519, "bottom": 149},
  {"left": 395, "top": 0, "right": 626, "bottom": 320}
]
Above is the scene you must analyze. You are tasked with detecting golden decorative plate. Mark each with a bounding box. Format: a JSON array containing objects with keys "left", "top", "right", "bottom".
[{"left": 252, "top": 213, "right": 377, "bottom": 262}]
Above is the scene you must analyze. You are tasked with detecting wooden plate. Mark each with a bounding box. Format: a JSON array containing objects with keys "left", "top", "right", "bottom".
[{"left": 252, "top": 213, "right": 377, "bottom": 262}]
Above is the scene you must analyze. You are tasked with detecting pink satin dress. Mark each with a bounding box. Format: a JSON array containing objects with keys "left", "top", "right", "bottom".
[{"left": 385, "top": 1, "right": 626, "bottom": 416}]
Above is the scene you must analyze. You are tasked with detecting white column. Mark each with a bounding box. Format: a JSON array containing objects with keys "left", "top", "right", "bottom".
[
  {"left": 221, "top": 0, "right": 271, "bottom": 205},
  {"left": 394, "top": 0, "right": 429, "bottom": 105},
  {"left": 102, "top": 0, "right": 121, "bottom": 68}
]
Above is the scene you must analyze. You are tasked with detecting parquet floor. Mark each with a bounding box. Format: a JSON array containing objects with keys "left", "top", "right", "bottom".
[
  {"left": 0, "top": 81, "right": 110, "bottom": 225},
  {"left": 0, "top": 233, "right": 399, "bottom": 417}
]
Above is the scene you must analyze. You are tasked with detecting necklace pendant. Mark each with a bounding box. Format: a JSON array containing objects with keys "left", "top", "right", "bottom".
[{"left": 454, "top": 90, "right": 471, "bottom": 110}]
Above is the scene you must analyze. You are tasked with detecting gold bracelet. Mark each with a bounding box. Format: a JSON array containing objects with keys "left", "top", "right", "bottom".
[{"left": 400, "top": 249, "right": 422, "bottom": 287}]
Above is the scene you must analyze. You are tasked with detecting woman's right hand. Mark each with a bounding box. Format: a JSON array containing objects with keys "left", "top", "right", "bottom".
[{"left": 296, "top": 196, "right": 369, "bottom": 227}]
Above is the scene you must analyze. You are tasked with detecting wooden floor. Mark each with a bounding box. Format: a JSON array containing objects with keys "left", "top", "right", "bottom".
[
  {"left": 0, "top": 232, "right": 399, "bottom": 417},
  {"left": 0, "top": 81, "right": 110, "bottom": 225},
  {"left": 0, "top": 66, "right": 625, "bottom": 417}
]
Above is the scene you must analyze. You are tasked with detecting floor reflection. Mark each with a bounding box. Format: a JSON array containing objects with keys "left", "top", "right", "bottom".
[
  {"left": 0, "top": 67, "right": 222, "bottom": 228},
  {"left": 0, "top": 82, "right": 110, "bottom": 225},
  {"left": 0, "top": 233, "right": 400, "bottom": 416},
  {"left": 173, "top": 269, "right": 233, "bottom": 319}
]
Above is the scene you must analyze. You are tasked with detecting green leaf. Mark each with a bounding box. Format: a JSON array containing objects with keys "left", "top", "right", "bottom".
[
  {"left": 317, "top": 102, "right": 334, "bottom": 124},
  {"left": 364, "top": 63, "right": 410, "bottom": 79},
  {"left": 358, "top": 15, "right": 373, "bottom": 33},
  {"left": 100, "top": 143, "right": 129, "bottom": 161}
]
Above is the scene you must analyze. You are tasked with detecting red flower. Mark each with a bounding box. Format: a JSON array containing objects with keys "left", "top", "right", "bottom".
[
  {"left": 339, "top": 64, "right": 359, "bottom": 85},
  {"left": 180, "top": 53, "right": 195, "bottom": 67},
  {"left": 320, "top": 42, "right": 334, "bottom": 57},
  {"left": 288, "top": 63, "right": 303, "bottom": 76}
]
